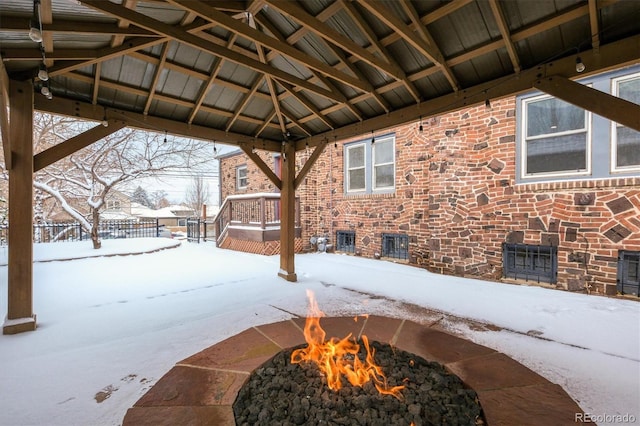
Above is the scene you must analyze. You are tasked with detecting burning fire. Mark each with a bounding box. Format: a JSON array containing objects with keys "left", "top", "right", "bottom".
[{"left": 290, "top": 290, "right": 404, "bottom": 399}]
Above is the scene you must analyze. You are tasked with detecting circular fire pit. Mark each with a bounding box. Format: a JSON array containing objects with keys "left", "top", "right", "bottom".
[
  {"left": 122, "top": 316, "right": 587, "bottom": 426},
  {"left": 233, "top": 341, "right": 484, "bottom": 425}
]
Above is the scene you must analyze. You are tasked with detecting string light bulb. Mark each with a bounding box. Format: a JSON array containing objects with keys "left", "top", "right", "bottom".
[
  {"left": 575, "top": 56, "right": 585, "bottom": 73},
  {"left": 101, "top": 107, "right": 108, "bottom": 127},
  {"left": 29, "top": 0, "right": 43, "bottom": 42},
  {"left": 38, "top": 64, "right": 48, "bottom": 81},
  {"left": 371, "top": 130, "right": 375, "bottom": 144}
]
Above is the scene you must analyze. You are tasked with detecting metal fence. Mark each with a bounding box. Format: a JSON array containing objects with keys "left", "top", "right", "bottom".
[
  {"left": 186, "top": 218, "right": 216, "bottom": 243},
  {"left": 0, "top": 219, "right": 161, "bottom": 245}
]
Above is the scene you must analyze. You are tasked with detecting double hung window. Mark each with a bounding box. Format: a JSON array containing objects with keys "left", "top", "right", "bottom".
[
  {"left": 517, "top": 67, "right": 640, "bottom": 182},
  {"left": 345, "top": 134, "right": 395, "bottom": 194}
]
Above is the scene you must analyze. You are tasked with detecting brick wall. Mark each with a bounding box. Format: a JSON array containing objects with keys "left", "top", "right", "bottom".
[{"left": 219, "top": 97, "right": 640, "bottom": 296}]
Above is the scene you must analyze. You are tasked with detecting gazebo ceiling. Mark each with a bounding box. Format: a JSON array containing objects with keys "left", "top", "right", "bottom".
[{"left": 1, "top": 0, "right": 639, "bottom": 151}]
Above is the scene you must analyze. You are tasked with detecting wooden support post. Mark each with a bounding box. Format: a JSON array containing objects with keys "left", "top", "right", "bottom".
[
  {"left": 278, "top": 142, "right": 297, "bottom": 282},
  {"left": 3, "top": 79, "right": 36, "bottom": 334}
]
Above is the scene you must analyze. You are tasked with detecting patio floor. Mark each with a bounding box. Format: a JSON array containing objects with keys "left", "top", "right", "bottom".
[{"left": 122, "top": 315, "right": 586, "bottom": 426}]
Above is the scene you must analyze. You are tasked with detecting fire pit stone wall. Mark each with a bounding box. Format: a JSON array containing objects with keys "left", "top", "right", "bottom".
[{"left": 122, "top": 316, "right": 586, "bottom": 425}]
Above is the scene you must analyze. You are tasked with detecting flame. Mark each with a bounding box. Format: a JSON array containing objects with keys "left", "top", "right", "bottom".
[{"left": 291, "top": 290, "right": 404, "bottom": 399}]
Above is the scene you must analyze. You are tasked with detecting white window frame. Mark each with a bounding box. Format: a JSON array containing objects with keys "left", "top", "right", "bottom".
[
  {"left": 346, "top": 143, "right": 366, "bottom": 193},
  {"left": 106, "top": 200, "right": 121, "bottom": 210},
  {"left": 236, "top": 165, "right": 248, "bottom": 189},
  {"left": 520, "top": 92, "right": 592, "bottom": 180},
  {"left": 610, "top": 72, "right": 640, "bottom": 173},
  {"left": 373, "top": 138, "right": 395, "bottom": 191},
  {"left": 344, "top": 134, "right": 396, "bottom": 195}
]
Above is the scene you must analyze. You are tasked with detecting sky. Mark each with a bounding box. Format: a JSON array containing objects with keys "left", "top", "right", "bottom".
[
  {"left": 0, "top": 239, "right": 638, "bottom": 426},
  {"left": 123, "top": 143, "right": 237, "bottom": 206}
]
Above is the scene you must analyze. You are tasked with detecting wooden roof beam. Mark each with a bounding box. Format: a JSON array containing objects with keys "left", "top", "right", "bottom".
[
  {"left": 488, "top": 0, "right": 521, "bottom": 73},
  {"left": 263, "top": 0, "right": 404, "bottom": 81},
  {"left": 80, "top": 0, "right": 346, "bottom": 104},
  {"left": 168, "top": 0, "right": 372, "bottom": 93},
  {"left": 33, "top": 120, "right": 127, "bottom": 172}
]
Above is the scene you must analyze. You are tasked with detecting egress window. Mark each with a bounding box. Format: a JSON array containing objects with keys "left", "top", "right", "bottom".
[
  {"left": 344, "top": 134, "right": 395, "bottom": 195},
  {"left": 336, "top": 230, "right": 356, "bottom": 253},
  {"left": 611, "top": 73, "right": 640, "bottom": 172}
]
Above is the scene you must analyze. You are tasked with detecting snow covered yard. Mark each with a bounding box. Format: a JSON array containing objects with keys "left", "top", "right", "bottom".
[{"left": 0, "top": 239, "right": 638, "bottom": 426}]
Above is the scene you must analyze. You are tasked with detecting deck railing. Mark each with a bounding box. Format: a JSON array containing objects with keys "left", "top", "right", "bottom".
[{"left": 214, "top": 193, "right": 300, "bottom": 245}]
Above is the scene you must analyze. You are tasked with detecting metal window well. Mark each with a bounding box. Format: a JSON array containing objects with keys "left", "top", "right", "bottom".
[
  {"left": 336, "top": 231, "right": 356, "bottom": 253},
  {"left": 617, "top": 250, "right": 640, "bottom": 296},
  {"left": 382, "top": 233, "right": 409, "bottom": 260},
  {"left": 502, "top": 243, "right": 557, "bottom": 284}
]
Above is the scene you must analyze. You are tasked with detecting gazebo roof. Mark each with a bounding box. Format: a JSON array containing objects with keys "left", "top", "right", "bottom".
[{"left": 1, "top": 0, "right": 639, "bottom": 152}]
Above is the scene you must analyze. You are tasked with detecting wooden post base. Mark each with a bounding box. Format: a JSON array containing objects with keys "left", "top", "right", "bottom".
[
  {"left": 277, "top": 270, "right": 298, "bottom": 282},
  {"left": 3, "top": 315, "right": 37, "bottom": 335}
]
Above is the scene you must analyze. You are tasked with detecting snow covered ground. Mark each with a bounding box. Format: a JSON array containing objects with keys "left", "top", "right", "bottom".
[{"left": 0, "top": 239, "right": 638, "bottom": 426}]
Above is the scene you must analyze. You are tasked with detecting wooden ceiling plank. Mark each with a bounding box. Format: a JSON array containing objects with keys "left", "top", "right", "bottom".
[
  {"left": 488, "top": 0, "right": 521, "bottom": 73},
  {"left": 80, "top": 0, "right": 347, "bottom": 104},
  {"left": 534, "top": 75, "right": 640, "bottom": 132},
  {"left": 263, "top": 0, "right": 404, "bottom": 81}
]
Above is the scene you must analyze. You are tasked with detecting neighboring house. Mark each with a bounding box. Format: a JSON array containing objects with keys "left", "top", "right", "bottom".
[
  {"left": 218, "top": 65, "right": 640, "bottom": 297},
  {"left": 46, "top": 189, "right": 136, "bottom": 222},
  {"left": 131, "top": 203, "right": 197, "bottom": 227},
  {"left": 101, "top": 191, "right": 135, "bottom": 220}
]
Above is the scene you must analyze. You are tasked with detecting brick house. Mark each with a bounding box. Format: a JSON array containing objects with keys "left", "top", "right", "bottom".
[{"left": 218, "top": 65, "right": 640, "bottom": 297}]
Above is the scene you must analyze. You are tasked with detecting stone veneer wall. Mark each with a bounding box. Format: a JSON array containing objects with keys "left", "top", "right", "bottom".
[{"left": 219, "top": 98, "right": 640, "bottom": 296}]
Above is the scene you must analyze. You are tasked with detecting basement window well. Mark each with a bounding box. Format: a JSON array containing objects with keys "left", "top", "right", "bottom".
[
  {"left": 618, "top": 250, "right": 640, "bottom": 296},
  {"left": 503, "top": 243, "right": 557, "bottom": 284},
  {"left": 382, "top": 233, "right": 409, "bottom": 260},
  {"left": 336, "top": 230, "right": 356, "bottom": 253}
]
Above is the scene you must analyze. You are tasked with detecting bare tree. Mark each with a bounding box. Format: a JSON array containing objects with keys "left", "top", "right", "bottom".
[
  {"left": 185, "top": 175, "right": 210, "bottom": 218},
  {"left": 33, "top": 113, "right": 213, "bottom": 249},
  {"left": 150, "top": 190, "right": 170, "bottom": 209}
]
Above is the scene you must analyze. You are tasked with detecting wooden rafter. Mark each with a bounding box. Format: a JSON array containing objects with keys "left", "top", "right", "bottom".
[
  {"left": 168, "top": 0, "right": 371, "bottom": 94},
  {"left": 81, "top": 0, "right": 346, "bottom": 105},
  {"left": 143, "top": 42, "right": 170, "bottom": 116},
  {"left": 488, "top": 0, "right": 521, "bottom": 73},
  {"left": 340, "top": 0, "right": 421, "bottom": 103},
  {"left": 226, "top": 76, "right": 264, "bottom": 133},
  {"left": 588, "top": 0, "right": 601, "bottom": 51},
  {"left": 262, "top": 0, "right": 404, "bottom": 81}
]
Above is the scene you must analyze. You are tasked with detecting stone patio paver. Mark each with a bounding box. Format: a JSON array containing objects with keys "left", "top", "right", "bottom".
[{"left": 123, "top": 316, "right": 585, "bottom": 426}]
